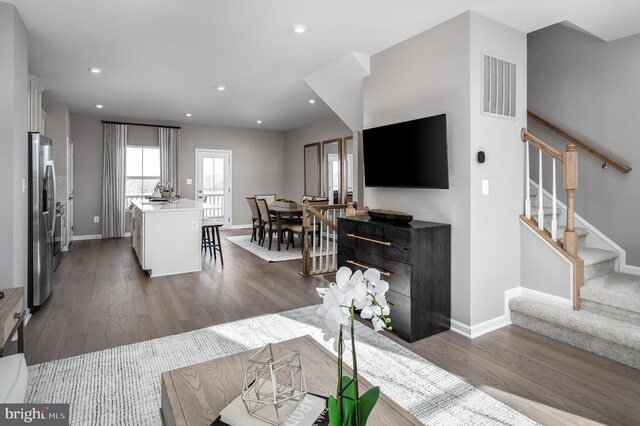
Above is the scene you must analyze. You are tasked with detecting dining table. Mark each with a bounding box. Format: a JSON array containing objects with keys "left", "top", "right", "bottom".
[{"left": 267, "top": 203, "right": 304, "bottom": 251}]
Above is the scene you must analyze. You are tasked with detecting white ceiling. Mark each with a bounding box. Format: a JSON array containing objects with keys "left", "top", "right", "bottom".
[{"left": 9, "top": 0, "right": 640, "bottom": 131}]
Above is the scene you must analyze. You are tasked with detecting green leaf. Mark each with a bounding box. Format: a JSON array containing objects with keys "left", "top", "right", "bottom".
[
  {"left": 359, "top": 386, "right": 380, "bottom": 425},
  {"left": 328, "top": 395, "right": 340, "bottom": 426},
  {"left": 341, "top": 376, "right": 356, "bottom": 400}
]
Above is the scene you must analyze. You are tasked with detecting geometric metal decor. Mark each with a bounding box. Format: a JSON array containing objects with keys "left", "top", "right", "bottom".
[{"left": 242, "top": 344, "right": 307, "bottom": 425}]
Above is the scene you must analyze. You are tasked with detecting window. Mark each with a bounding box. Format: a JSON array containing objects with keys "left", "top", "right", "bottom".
[{"left": 126, "top": 146, "right": 160, "bottom": 204}]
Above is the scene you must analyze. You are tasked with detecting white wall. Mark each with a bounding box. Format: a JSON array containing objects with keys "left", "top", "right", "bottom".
[
  {"left": 468, "top": 13, "right": 527, "bottom": 325},
  {"left": 0, "top": 2, "right": 28, "bottom": 290},
  {"left": 283, "top": 116, "right": 352, "bottom": 202},
  {"left": 70, "top": 113, "right": 287, "bottom": 234},
  {"left": 363, "top": 12, "right": 472, "bottom": 325},
  {"left": 528, "top": 24, "right": 640, "bottom": 266}
]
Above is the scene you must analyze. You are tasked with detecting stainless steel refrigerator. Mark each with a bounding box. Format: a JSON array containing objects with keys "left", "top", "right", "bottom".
[{"left": 28, "top": 133, "right": 56, "bottom": 311}]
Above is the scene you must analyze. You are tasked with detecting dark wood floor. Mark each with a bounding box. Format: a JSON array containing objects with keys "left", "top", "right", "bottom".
[{"left": 18, "top": 230, "right": 640, "bottom": 426}]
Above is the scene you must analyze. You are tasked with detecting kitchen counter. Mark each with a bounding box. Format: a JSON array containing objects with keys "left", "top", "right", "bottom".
[
  {"left": 131, "top": 198, "right": 206, "bottom": 277},
  {"left": 131, "top": 198, "right": 211, "bottom": 212}
]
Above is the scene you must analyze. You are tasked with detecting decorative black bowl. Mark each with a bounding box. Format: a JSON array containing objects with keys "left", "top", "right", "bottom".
[{"left": 368, "top": 209, "right": 413, "bottom": 223}]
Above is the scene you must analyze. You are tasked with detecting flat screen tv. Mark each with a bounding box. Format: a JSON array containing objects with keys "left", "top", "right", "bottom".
[{"left": 363, "top": 113, "right": 449, "bottom": 189}]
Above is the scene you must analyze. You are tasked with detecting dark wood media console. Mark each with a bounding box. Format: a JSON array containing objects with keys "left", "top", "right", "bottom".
[{"left": 337, "top": 216, "right": 451, "bottom": 342}]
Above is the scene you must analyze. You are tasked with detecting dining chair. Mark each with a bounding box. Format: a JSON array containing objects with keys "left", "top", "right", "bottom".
[
  {"left": 245, "top": 197, "right": 262, "bottom": 243},
  {"left": 287, "top": 199, "right": 324, "bottom": 251},
  {"left": 256, "top": 198, "right": 289, "bottom": 250},
  {"left": 255, "top": 194, "right": 276, "bottom": 205}
]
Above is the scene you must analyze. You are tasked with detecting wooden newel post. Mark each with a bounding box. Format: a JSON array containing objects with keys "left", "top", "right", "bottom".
[
  {"left": 302, "top": 201, "right": 311, "bottom": 276},
  {"left": 563, "top": 144, "right": 579, "bottom": 258}
]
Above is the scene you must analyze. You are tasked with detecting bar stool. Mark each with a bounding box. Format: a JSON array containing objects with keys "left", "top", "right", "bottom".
[{"left": 202, "top": 219, "right": 224, "bottom": 265}]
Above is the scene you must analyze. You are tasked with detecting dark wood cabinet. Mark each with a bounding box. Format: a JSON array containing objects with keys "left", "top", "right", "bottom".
[{"left": 337, "top": 216, "right": 451, "bottom": 342}]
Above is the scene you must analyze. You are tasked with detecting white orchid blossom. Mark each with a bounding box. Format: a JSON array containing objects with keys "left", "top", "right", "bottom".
[{"left": 316, "top": 266, "right": 392, "bottom": 351}]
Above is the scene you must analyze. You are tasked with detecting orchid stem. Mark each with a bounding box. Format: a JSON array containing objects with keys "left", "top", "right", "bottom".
[
  {"left": 351, "top": 302, "right": 360, "bottom": 426},
  {"left": 337, "top": 325, "right": 343, "bottom": 425}
]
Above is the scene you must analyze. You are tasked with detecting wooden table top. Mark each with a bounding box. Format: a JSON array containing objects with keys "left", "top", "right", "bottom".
[{"left": 160, "top": 335, "right": 421, "bottom": 426}]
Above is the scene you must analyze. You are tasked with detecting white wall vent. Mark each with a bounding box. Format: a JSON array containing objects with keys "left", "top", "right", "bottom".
[{"left": 482, "top": 53, "right": 516, "bottom": 119}]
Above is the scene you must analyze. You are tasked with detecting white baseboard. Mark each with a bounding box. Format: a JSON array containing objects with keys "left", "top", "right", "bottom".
[
  {"left": 621, "top": 264, "right": 640, "bottom": 276},
  {"left": 123, "top": 232, "right": 131, "bottom": 237},
  {"left": 448, "top": 285, "right": 571, "bottom": 340},
  {"left": 230, "top": 224, "right": 252, "bottom": 230},
  {"left": 73, "top": 234, "right": 102, "bottom": 241}
]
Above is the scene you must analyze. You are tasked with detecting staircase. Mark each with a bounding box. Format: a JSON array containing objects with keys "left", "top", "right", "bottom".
[{"left": 510, "top": 188, "right": 640, "bottom": 369}]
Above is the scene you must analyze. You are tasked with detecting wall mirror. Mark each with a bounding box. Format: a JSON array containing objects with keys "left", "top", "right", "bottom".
[
  {"left": 322, "top": 138, "right": 342, "bottom": 204},
  {"left": 303, "top": 143, "right": 321, "bottom": 197},
  {"left": 343, "top": 136, "right": 354, "bottom": 204}
]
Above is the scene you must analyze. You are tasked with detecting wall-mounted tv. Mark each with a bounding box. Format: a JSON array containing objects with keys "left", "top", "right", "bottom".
[{"left": 363, "top": 113, "right": 449, "bottom": 189}]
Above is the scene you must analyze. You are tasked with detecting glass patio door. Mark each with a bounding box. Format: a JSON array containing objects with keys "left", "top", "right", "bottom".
[{"left": 196, "top": 150, "right": 231, "bottom": 227}]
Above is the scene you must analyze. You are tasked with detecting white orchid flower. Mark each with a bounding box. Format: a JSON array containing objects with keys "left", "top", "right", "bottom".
[{"left": 336, "top": 267, "right": 368, "bottom": 309}]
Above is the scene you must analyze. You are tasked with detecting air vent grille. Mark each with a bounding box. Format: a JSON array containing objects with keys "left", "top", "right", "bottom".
[{"left": 482, "top": 53, "right": 516, "bottom": 118}]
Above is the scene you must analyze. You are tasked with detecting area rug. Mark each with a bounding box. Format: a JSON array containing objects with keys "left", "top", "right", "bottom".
[
  {"left": 225, "top": 234, "right": 336, "bottom": 263},
  {"left": 26, "top": 306, "right": 537, "bottom": 426}
]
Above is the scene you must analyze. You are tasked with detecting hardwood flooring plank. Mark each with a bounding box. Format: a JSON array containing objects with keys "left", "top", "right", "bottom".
[{"left": 22, "top": 230, "right": 640, "bottom": 426}]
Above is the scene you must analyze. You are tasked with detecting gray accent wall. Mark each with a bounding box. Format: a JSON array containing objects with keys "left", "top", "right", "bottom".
[
  {"left": 179, "top": 123, "right": 286, "bottom": 226},
  {"left": 529, "top": 24, "right": 640, "bottom": 266},
  {"left": 363, "top": 12, "right": 472, "bottom": 325},
  {"left": 70, "top": 113, "right": 287, "bottom": 235},
  {"left": 283, "top": 116, "right": 352, "bottom": 202},
  {"left": 362, "top": 12, "right": 527, "bottom": 327},
  {"left": 0, "top": 2, "right": 28, "bottom": 289}
]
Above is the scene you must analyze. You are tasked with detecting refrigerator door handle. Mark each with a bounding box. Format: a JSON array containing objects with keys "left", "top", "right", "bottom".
[{"left": 46, "top": 161, "right": 56, "bottom": 238}]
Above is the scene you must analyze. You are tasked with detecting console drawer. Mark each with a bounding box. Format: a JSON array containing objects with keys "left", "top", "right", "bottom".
[
  {"left": 343, "top": 222, "right": 412, "bottom": 263},
  {"left": 338, "top": 245, "right": 412, "bottom": 297}
]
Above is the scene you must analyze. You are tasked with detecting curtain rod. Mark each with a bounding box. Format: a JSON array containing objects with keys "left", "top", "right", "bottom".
[{"left": 102, "top": 120, "right": 181, "bottom": 130}]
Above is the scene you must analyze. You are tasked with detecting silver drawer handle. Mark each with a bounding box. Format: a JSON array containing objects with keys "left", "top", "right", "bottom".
[
  {"left": 346, "top": 259, "right": 391, "bottom": 277},
  {"left": 346, "top": 233, "right": 391, "bottom": 246}
]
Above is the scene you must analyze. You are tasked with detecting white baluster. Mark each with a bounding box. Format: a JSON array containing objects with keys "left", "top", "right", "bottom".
[
  {"left": 537, "top": 149, "right": 544, "bottom": 230},
  {"left": 332, "top": 211, "right": 337, "bottom": 270},
  {"left": 551, "top": 159, "right": 558, "bottom": 241},
  {"left": 320, "top": 219, "right": 324, "bottom": 272},
  {"left": 312, "top": 216, "right": 317, "bottom": 272},
  {"left": 525, "top": 141, "right": 531, "bottom": 218}
]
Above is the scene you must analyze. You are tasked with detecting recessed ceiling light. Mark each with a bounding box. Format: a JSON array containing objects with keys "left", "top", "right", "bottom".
[
  {"left": 293, "top": 25, "right": 307, "bottom": 34},
  {"left": 89, "top": 67, "right": 102, "bottom": 74},
  {"left": 256, "top": 120, "right": 262, "bottom": 124},
  {"left": 185, "top": 113, "right": 192, "bottom": 117},
  {"left": 95, "top": 104, "right": 103, "bottom": 109},
  {"left": 217, "top": 86, "right": 226, "bottom": 91},
  {"left": 308, "top": 99, "right": 316, "bottom": 104}
]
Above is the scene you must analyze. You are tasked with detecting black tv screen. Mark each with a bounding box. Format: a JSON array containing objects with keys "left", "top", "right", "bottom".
[{"left": 363, "top": 114, "right": 449, "bottom": 189}]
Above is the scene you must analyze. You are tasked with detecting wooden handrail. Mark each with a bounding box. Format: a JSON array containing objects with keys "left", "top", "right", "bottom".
[
  {"left": 521, "top": 128, "right": 564, "bottom": 162},
  {"left": 528, "top": 111, "right": 632, "bottom": 174}
]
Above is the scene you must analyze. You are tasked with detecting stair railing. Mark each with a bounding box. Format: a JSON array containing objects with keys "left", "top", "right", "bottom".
[
  {"left": 528, "top": 111, "right": 632, "bottom": 174},
  {"left": 520, "top": 128, "right": 585, "bottom": 309},
  {"left": 301, "top": 202, "right": 367, "bottom": 276}
]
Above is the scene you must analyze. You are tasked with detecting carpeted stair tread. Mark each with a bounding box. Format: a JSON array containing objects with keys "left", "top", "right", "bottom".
[
  {"left": 581, "top": 272, "right": 640, "bottom": 314},
  {"left": 558, "top": 227, "right": 589, "bottom": 238},
  {"left": 509, "top": 297, "right": 640, "bottom": 350},
  {"left": 578, "top": 247, "right": 618, "bottom": 267}
]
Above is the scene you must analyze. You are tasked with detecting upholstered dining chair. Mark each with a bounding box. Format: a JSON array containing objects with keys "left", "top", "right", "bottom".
[
  {"left": 256, "top": 198, "right": 289, "bottom": 250},
  {"left": 255, "top": 194, "right": 276, "bottom": 205},
  {"left": 286, "top": 199, "right": 325, "bottom": 251},
  {"left": 245, "top": 197, "right": 262, "bottom": 243}
]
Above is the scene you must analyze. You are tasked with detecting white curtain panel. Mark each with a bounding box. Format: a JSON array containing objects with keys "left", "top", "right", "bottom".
[
  {"left": 102, "top": 123, "right": 127, "bottom": 238},
  {"left": 158, "top": 127, "right": 180, "bottom": 195}
]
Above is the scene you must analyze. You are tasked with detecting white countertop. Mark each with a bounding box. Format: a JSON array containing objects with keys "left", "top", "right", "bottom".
[{"left": 131, "top": 198, "right": 212, "bottom": 212}]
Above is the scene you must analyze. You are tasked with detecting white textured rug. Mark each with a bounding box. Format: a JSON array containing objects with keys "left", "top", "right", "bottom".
[
  {"left": 27, "top": 306, "right": 537, "bottom": 426},
  {"left": 225, "top": 234, "right": 304, "bottom": 262}
]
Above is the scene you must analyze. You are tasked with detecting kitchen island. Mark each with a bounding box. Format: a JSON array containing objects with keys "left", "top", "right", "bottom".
[{"left": 131, "top": 199, "right": 208, "bottom": 277}]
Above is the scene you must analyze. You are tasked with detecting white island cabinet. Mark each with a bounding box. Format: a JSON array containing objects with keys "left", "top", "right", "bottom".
[{"left": 131, "top": 199, "right": 206, "bottom": 277}]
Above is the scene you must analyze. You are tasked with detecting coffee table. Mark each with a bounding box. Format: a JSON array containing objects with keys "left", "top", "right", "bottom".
[{"left": 161, "top": 335, "right": 421, "bottom": 426}]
